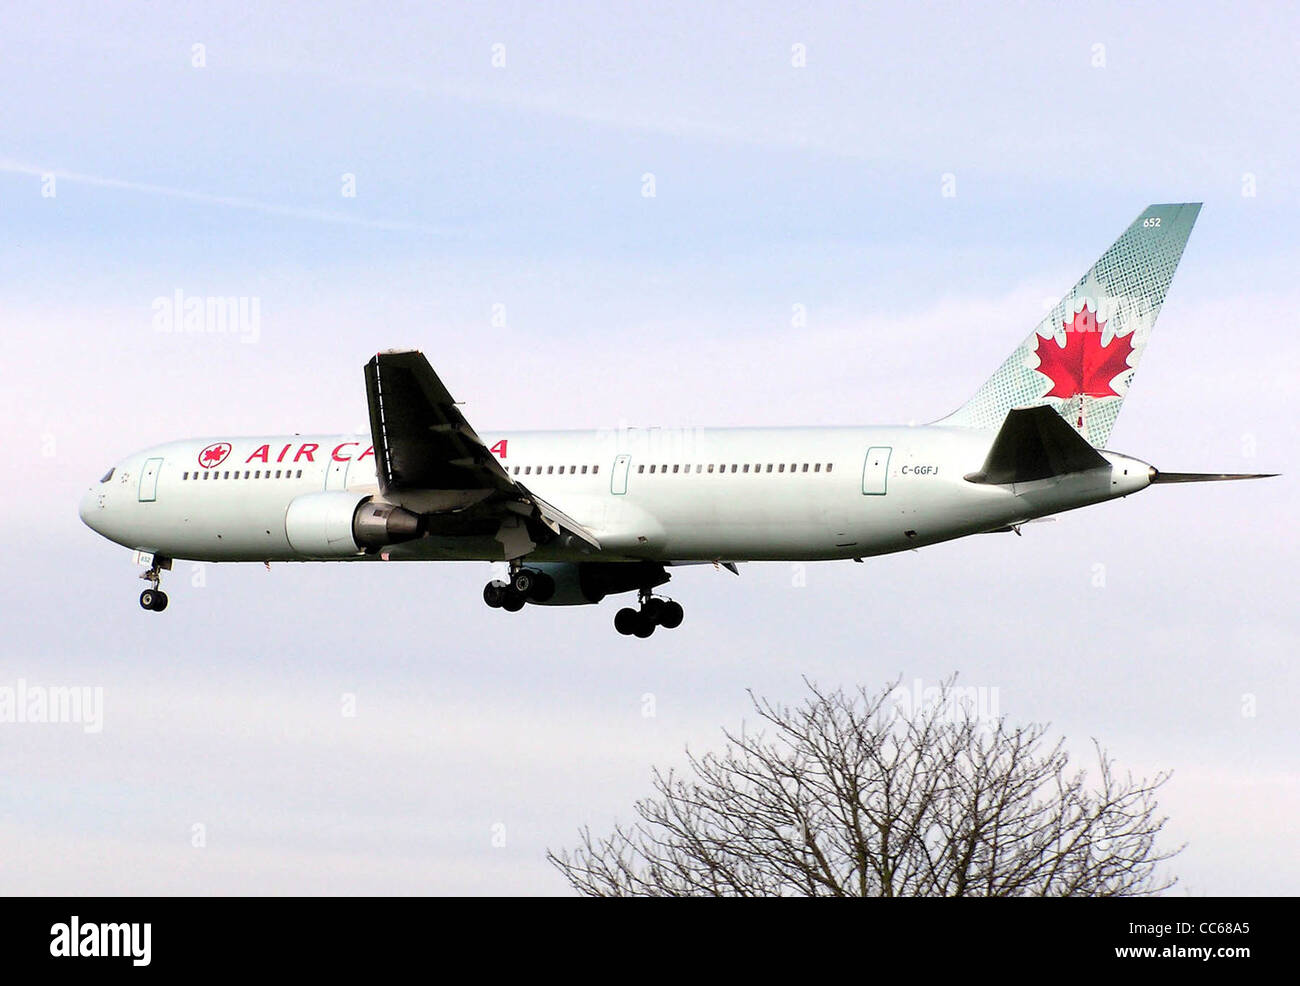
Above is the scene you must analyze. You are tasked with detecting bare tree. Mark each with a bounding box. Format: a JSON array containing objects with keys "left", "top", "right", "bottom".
[{"left": 549, "top": 677, "right": 1181, "bottom": 896}]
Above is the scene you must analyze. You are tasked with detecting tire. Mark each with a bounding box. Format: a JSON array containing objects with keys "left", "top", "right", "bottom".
[
  {"left": 511, "top": 571, "right": 533, "bottom": 595},
  {"left": 152, "top": 591, "right": 168, "bottom": 612},
  {"left": 632, "top": 615, "right": 656, "bottom": 638},
  {"left": 614, "top": 608, "right": 639, "bottom": 635},
  {"left": 140, "top": 590, "right": 157, "bottom": 611},
  {"left": 483, "top": 581, "right": 508, "bottom": 608},
  {"left": 659, "top": 601, "right": 683, "bottom": 629},
  {"left": 642, "top": 598, "right": 666, "bottom": 623},
  {"left": 501, "top": 590, "right": 526, "bottom": 612},
  {"left": 527, "top": 571, "right": 555, "bottom": 603}
]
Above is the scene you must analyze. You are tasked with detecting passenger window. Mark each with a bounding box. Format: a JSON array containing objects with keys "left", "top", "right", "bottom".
[
  {"left": 649, "top": 465, "right": 656, "bottom": 474},
  {"left": 593, "top": 465, "right": 599, "bottom": 475},
  {"left": 730, "top": 464, "right": 737, "bottom": 473},
  {"left": 296, "top": 470, "right": 302, "bottom": 478},
  {"left": 275, "top": 470, "right": 281, "bottom": 478},
  {"left": 707, "top": 464, "right": 714, "bottom": 473},
  {"left": 672, "top": 464, "right": 679, "bottom": 474},
  {"left": 802, "top": 463, "right": 809, "bottom": 472},
  {"left": 581, "top": 465, "right": 588, "bottom": 474},
  {"left": 778, "top": 464, "right": 785, "bottom": 473},
  {"left": 814, "top": 463, "right": 821, "bottom": 472},
  {"left": 638, "top": 465, "right": 645, "bottom": 474},
  {"left": 742, "top": 464, "right": 749, "bottom": 473},
  {"left": 203, "top": 472, "right": 209, "bottom": 479},
  {"left": 827, "top": 463, "right": 833, "bottom": 473},
  {"left": 182, "top": 472, "right": 189, "bottom": 480}
]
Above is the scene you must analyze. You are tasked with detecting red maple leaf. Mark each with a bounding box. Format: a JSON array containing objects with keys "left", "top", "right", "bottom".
[
  {"left": 1033, "top": 304, "right": 1134, "bottom": 399},
  {"left": 199, "top": 443, "right": 231, "bottom": 468}
]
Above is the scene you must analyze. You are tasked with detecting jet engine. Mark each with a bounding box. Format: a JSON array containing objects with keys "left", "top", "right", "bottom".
[{"left": 284, "top": 492, "right": 421, "bottom": 557}]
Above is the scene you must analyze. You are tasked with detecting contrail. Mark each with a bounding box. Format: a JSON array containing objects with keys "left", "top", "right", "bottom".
[{"left": 0, "top": 157, "right": 449, "bottom": 234}]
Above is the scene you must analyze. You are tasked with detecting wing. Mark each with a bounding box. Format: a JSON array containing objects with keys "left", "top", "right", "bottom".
[{"left": 364, "top": 350, "right": 600, "bottom": 553}]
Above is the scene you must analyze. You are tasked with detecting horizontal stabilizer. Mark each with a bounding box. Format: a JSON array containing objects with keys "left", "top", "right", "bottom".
[
  {"left": 1150, "top": 470, "right": 1278, "bottom": 484},
  {"left": 966, "top": 405, "right": 1109, "bottom": 485}
]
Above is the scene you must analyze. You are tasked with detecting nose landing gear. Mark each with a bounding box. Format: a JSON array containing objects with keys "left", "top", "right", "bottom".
[
  {"left": 139, "top": 588, "right": 168, "bottom": 612},
  {"left": 138, "top": 556, "right": 172, "bottom": 612},
  {"left": 614, "top": 592, "right": 684, "bottom": 638}
]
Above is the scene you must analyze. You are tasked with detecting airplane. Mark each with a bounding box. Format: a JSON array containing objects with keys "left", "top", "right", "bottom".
[{"left": 79, "top": 203, "right": 1274, "bottom": 636}]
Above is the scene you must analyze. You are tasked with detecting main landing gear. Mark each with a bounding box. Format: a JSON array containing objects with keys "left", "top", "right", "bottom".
[
  {"left": 614, "top": 592, "right": 684, "bottom": 638},
  {"left": 138, "top": 558, "right": 170, "bottom": 612},
  {"left": 482, "top": 566, "right": 555, "bottom": 612}
]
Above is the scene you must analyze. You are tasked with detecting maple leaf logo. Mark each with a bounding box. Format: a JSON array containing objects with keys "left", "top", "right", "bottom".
[
  {"left": 1033, "top": 304, "right": 1134, "bottom": 399},
  {"left": 197, "top": 442, "right": 232, "bottom": 469}
]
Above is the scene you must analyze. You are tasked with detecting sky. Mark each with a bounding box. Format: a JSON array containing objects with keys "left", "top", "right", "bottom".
[{"left": 1, "top": 1, "right": 1296, "bottom": 895}]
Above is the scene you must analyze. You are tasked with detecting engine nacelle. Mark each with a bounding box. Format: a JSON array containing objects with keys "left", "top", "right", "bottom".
[
  {"left": 285, "top": 492, "right": 422, "bottom": 557},
  {"left": 526, "top": 561, "right": 669, "bottom": 606}
]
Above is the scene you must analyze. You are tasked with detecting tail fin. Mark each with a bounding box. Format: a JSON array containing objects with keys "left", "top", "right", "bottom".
[{"left": 937, "top": 203, "right": 1201, "bottom": 448}]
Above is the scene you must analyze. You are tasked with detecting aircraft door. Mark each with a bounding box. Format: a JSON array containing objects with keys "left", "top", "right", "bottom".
[
  {"left": 325, "top": 450, "right": 350, "bottom": 491},
  {"left": 610, "top": 454, "right": 631, "bottom": 495},
  {"left": 862, "top": 446, "right": 891, "bottom": 495},
  {"left": 138, "top": 457, "right": 164, "bottom": 502}
]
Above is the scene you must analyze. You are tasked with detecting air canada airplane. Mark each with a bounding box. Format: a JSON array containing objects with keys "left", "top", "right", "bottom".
[{"left": 80, "top": 203, "right": 1273, "bottom": 636}]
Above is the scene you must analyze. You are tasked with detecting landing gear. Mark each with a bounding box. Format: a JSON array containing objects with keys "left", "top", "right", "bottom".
[
  {"left": 483, "top": 580, "right": 509, "bottom": 608},
  {"left": 483, "top": 567, "right": 555, "bottom": 613},
  {"left": 139, "top": 589, "right": 168, "bottom": 611},
  {"left": 658, "top": 600, "right": 684, "bottom": 629},
  {"left": 483, "top": 579, "right": 525, "bottom": 611},
  {"left": 614, "top": 592, "right": 684, "bottom": 637},
  {"left": 510, "top": 568, "right": 554, "bottom": 602},
  {"left": 137, "top": 557, "right": 171, "bottom": 613}
]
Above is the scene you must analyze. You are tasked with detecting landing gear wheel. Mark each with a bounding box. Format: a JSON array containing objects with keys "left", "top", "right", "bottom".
[
  {"left": 642, "top": 598, "right": 666, "bottom": 623},
  {"left": 511, "top": 571, "right": 534, "bottom": 596},
  {"left": 527, "top": 572, "right": 555, "bottom": 602},
  {"left": 659, "top": 600, "right": 684, "bottom": 629},
  {"left": 140, "top": 589, "right": 167, "bottom": 612},
  {"left": 501, "top": 590, "right": 526, "bottom": 613},
  {"left": 614, "top": 608, "right": 639, "bottom": 635},
  {"left": 483, "top": 581, "right": 508, "bottom": 608},
  {"left": 632, "top": 615, "right": 656, "bottom": 638}
]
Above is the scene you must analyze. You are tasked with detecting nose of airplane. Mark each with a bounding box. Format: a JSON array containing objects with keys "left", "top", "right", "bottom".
[{"left": 79, "top": 487, "right": 104, "bottom": 532}]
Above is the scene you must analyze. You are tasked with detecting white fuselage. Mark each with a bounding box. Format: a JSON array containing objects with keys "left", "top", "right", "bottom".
[{"left": 78, "top": 426, "right": 1153, "bottom": 565}]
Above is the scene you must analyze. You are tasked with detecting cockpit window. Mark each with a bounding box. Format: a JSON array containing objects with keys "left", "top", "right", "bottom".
[{"left": 100, "top": 468, "right": 115, "bottom": 483}]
